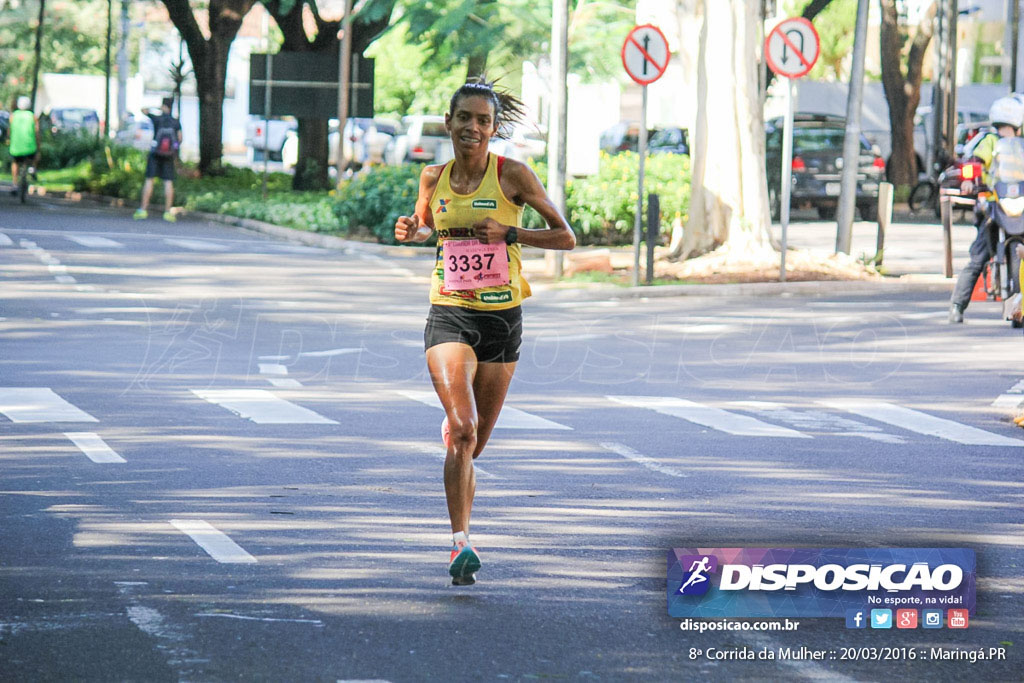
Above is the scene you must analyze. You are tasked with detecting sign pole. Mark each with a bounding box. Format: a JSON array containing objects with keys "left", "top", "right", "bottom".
[
  {"left": 633, "top": 85, "right": 648, "bottom": 288},
  {"left": 780, "top": 76, "right": 794, "bottom": 282}
]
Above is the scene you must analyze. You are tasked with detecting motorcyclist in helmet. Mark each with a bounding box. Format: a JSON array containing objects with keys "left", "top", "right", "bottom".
[{"left": 949, "top": 96, "right": 1024, "bottom": 323}]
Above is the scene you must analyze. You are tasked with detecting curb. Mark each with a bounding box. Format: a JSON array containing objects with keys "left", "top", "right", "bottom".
[{"left": 28, "top": 190, "right": 958, "bottom": 299}]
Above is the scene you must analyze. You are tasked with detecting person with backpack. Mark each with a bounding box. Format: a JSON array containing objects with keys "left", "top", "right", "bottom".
[{"left": 134, "top": 97, "right": 182, "bottom": 222}]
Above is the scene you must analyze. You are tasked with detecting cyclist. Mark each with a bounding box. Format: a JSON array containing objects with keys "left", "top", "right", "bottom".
[
  {"left": 949, "top": 96, "right": 1024, "bottom": 323},
  {"left": 394, "top": 78, "right": 575, "bottom": 585},
  {"left": 7, "top": 96, "right": 39, "bottom": 195}
]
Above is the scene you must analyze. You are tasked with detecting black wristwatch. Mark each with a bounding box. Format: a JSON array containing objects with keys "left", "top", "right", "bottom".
[{"left": 504, "top": 226, "right": 518, "bottom": 245}]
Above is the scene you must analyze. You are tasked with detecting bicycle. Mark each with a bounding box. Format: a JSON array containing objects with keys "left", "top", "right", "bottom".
[
  {"left": 909, "top": 159, "right": 973, "bottom": 222},
  {"left": 15, "top": 162, "right": 30, "bottom": 204}
]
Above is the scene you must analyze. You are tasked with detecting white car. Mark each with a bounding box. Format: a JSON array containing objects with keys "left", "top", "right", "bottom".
[
  {"left": 489, "top": 125, "right": 547, "bottom": 162},
  {"left": 385, "top": 115, "right": 450, "bottom": 165},
  {"left": 281, "top": 118, "right": 398, "bottom": 171}
]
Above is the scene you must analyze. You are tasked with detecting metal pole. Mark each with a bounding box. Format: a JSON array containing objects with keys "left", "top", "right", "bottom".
[
  {"left": 546, "top": 0, "right": 568, "bottom": 278},
  {"left": 945, "top": 0, "right": 958, "bottom": 163},
  {"left": 262, "top": 52, "right": 273, "bottom": 200},
  {"left": 1017, "top": 0, "right": 1024, "bottom": 92},
  {"left": 117, "top": 0, "right": 129, "bottom": 130},
  {"left": 632, "top": 85, "right": 648, "bottom": 288},
  {"left": 874, "top": 181, "right": 893, "bottom": 266},
  {"left": 30, "top": 0, "right": 45, "bottom": 112},
  {"left": 836, "top": 0, "right": 870, "bottom": 254},
  {"left": 104, "top": 0, "right": 112, "bottom": 139},
  {"left": 646, "top": 193, "right": 659, "bottom": 285},
  {"left": 932, "top": 0, "right": 946, "bottom": 176},
  {"left": 780, "top": 77, "right": 794, "bottom": 282},
  {"left": 335, "top": 0, "right": 353, "bottom": 191}
]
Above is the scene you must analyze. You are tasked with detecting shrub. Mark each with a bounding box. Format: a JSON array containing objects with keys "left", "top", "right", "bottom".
[
  {"left": 74, "top": 143, "right": 147, "bottom": 199},
  {"left": 184, "top": 190, "right": 337, "bottom": 233},
  {"left": 0, "top": 129, "right": 106, "bottom": 171},
  {"left": 333, "top": 164, "right": 423, "bottom": 244}
]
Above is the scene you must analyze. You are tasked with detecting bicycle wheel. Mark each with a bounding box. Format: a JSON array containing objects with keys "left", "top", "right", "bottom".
[{"left": 908, "top": 180, "right": 935, "bottom": 214}]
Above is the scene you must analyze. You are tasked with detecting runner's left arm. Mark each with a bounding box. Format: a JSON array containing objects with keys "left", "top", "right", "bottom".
[{"left": 473, "top": 160, "right": 575, "bottom": 250}]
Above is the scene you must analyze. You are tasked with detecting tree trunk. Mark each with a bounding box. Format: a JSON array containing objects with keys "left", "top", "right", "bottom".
[
  {"left": 879, "top": 0, "right": 936, "bottom": 187},
  {"left": 295, "top": 118, "right": 330, "bottom": 190},
  {"left": 162, "top": 0, "right": 255, "bottom": 176},
  {"left": 669, "top": 0, "right": 773, "bottom": 261}
]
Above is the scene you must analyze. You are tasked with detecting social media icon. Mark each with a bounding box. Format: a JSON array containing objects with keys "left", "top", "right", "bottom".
[
  {"left": 870, "top": 609, "right": 892, "bottom": 629},
  {"left": 845, "top": 609, "right": 867, "bottom": 629},
  {"left": 948, "top": 609, "right": 969, "bottom": 629},
  {"left": 922, "top": 609, "right": 943, "bottom": 628},
  {"left": 896, "top": 609, "right": 918, "bottom": 629}
]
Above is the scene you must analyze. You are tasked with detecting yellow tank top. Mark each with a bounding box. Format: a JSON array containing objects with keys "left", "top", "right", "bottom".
[{"left": 428, "top": 153, "right": 530, "bottom": 310}]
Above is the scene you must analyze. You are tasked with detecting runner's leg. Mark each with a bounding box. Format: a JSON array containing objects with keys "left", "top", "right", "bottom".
[
  {"left": 427, "top": 342, "right": 479, "bottom": 535},
  {"left": 471, "top": 361, "right": 516, "bottom": 458}
]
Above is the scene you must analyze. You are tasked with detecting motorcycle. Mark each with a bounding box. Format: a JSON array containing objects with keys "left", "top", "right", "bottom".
[{"left": 977, "top": 137, "right": 1024, "bottom": 329}]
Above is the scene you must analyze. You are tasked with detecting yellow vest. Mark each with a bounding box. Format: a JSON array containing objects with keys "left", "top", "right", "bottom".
[{"left": 428, "top": 153, "right": 530, "bottom": 310}]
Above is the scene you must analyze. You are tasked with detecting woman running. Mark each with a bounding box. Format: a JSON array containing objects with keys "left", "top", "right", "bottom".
[{"left": 394, "top": 79, "right": 575, "bottom": 585}]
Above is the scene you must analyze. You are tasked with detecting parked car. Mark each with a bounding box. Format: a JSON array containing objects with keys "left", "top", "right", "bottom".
[
  {"left": 385, "top": 115, "right": 449, "bottom": 164},
  {"left": 245, "top": 116, "right": 297, "bottom": 162},
  {"left": 598, "top": 120, "right": 662, "bottom": 155},
  {"left": 0, "top": 110, "right": 9, "bottom": 143},
  {"left": 765, "top": 113, "right": 886, "bottom": 221},
  {"left": 488, "top": 124, "right": 546, "bottom": 162},
  {"left": 47, "top": 107, "right": 100, "bottom": 135},
  {"left": 114, "top": 114, "right": 153, "bottom": 151},
  {"left": 280, "top": 117, "right": 398, "bottom": 171},
  {"left": 648, "top": 126, "right": 689, "bottom": 156}
]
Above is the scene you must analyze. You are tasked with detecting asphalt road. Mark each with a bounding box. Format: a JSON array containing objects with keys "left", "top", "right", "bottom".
[{"left": 1, "top": 195, "right": 1022, "bottom": 681}]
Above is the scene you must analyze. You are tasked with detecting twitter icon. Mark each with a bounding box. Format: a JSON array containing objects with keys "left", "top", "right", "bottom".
[{"left": 870, "top": 609, "right": 893, "bottom": 629}]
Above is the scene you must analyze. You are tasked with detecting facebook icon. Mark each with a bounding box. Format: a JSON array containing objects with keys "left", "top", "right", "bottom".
[{"left": 845, "top": 609, "right": 867, "bottom": 629}]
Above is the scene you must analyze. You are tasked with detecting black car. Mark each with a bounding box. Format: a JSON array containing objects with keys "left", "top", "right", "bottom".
[
  {"left": 766, "top": 113, "right": 886, "bottom": 221},
  {"left": 648, "top": 126, "right": 689, "bottom": 156}
]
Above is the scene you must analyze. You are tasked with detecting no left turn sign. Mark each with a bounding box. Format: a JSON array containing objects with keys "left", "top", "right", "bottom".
[
  {"left": 765, "top": 17, "right": 820, "bottom": 79},
  {"left": 622, "top": 24, "right": 670, "bottom": 86}
]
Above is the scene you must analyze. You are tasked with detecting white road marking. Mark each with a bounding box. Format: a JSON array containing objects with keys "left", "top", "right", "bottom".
[
  {"left": 992, "top": 380, "right": 1024, "bottom": 410},
  {"left": 266, "top": 378, "right": 303, "bottom": 388},
  {"left": 54, "top": 275, "right": 76, "bottom": 284},
  {"left": 899, "top": 311, "right": 947, "bottom": 320},
  {"left": 194, "top": 613, "right": 323, "bottom": 625},
  {"left": 820, "top": 399, "right": 1024, "bottom": 447},
  {"left": 40, "top": 255, "right": 60, "bottom": 264},
  {"left": 169, "top": 519, "right": 257, "bottom": 564},
  {"left": 47, "top": 264, "right": 67, "bottom": 273},
  {"left": 258, "top": 363, "right": 288, "bottom": 375},
  {"left": 0, "top": 233, "right": 13, "bottom": 246},
  {"left": 65, "top": 235, "right": 125, "bottom": 248},
  {"left": 299, "top": 348, "right": 363, "bottom": 358},
  {"left": 608, "top": 395, "right": 810, "bottom": 439},
  {"left": 600, "top": 442, "right": 687, "bottom": 477},
  {"left": 528, "top": 333, "right": 604, "bottom": 343},
  {"left": 0, "top": 388, "right": 98, "bottom": 423},
  {"left": 18, "top": 239, "right": 37, "bottom": 248},
  {"left": 730, "top": 400, "right": 905, "bottom": 444},
  {"left": 163, "top": 238, "right": 230, "bottom": 252},
  {"left": 192, "top": 389, "right": 337, "bottom": 424},
  {"left": 396, "top": 389, "right": 572, "bottom": 430},
  {"left": 64, "top": 432, "right": 126, "bottom": 463},
  {"left": 410, "top": 444, "right": 494, "bottom": 478},
  {"left": 258, "top": 355, "right": 291, "bottom": 361}
]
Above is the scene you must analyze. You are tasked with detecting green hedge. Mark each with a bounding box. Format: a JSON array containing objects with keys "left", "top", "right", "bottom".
[
  {"left": 185, "top": 189, "right": 337, "bottom": 233},
  {"left": 0, "top": 129, "right": 107, "bottom": 171},
  {"left": 334, "top": 164, "right": 423, "bottom": 244}
]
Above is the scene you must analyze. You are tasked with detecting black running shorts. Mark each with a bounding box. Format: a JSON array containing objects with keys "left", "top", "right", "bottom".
[
  {"left": 145, "top": 153, "right": 176, "bottom": 181},
  {"left": 424, "top": 304, "right": 523, "bottom": 363}
]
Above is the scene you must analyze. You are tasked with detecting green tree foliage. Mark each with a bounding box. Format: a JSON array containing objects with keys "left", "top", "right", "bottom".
[
  {"left": 365, "top": 24, "right": 467, "bottom": 117},
  {"left": 786, "top": 0, "right": 855, "bottom": 80},
  {"left": 0, "top": 0, "right": 110, "bottom": 106}
]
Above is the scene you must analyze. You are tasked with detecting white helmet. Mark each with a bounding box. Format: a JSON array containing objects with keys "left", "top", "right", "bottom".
[
  {"left": 16, "top": 95, "right": 30, "bottom": 111},
  {"left": 989, "top": 96, "right": 1024, "bottom": 128}
]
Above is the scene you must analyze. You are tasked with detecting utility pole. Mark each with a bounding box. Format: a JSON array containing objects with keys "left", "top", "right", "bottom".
[
  {"left": 835, "top": 0, "right": 869, "bottom": 254},
  {"left": 547, "top": 0, "right": 568, "bottom": 278},
  {"left": 104, "top": 0, "right": 112, "bottom": 139},
  {"left": 117, "top": 0, "right": 129, "bottom": 129},
  {"left": 335, "top": 0, "right": 353, "bottom": 192},
  {"left": 30, "top": 0, "right": 46, "bottom": 111}
]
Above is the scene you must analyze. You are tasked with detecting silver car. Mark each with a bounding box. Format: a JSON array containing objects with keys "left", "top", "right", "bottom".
[{"left": 385, "top": 115, "right": 450, "bottom": 164}]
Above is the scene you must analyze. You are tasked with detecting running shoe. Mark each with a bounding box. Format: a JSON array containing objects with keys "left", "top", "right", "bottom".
[
  {"left": 163, "top": 211, "right": 177, "bottom": 223},
  {"left": 133, "top": 209, "right": 148, "bottom": 220},
  {"left": 441, "top": 416, "right": 451, "bottom": 448},
  {"left": 448, "top": 542, "right": 481, "bottom": 585}
]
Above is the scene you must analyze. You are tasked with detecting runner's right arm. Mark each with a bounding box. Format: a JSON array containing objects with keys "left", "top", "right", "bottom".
[{"left": 395, "top": 163, "right": 443, "bottom": 243}]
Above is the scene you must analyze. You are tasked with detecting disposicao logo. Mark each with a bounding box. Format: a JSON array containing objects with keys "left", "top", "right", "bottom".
[{"left": 667, "top": 548, "right": 976, "bottom": 619}]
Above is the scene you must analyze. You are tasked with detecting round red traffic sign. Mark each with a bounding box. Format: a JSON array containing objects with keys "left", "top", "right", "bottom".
[
  {"left": 765, "top": 17, "right": 820, "bottom": 79},
  {"left": 621, "top": 24, "right": 670, "bottom": 86}
]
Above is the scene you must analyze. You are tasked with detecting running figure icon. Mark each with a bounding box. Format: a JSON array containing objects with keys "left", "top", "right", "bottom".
[{"left": 678, "top": 556, "right": 712, "bottom": 593}]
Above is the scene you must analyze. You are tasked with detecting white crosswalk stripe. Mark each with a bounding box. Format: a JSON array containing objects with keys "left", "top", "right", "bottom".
[
  {"left": 397, "top": 389, "right": 572, "bottom": 430},
  {"left": 65, "top": 235, "right": 125, "bottom": 248},
  {"left": 65, "top": 432, "right": 126, "bottom": 463},
  {"left": 0, "top": 232, "right": 13, "bottom": 246},
  {"left": 607, "top": 395, "right": 810, "bottom": 438},
  {"left": 0, "top": 388, "right": 98, "bottom": 423},
  {"left": 169, "top": 520, "right": 257, "bottom": 564},
  {"left": 163, "top": 238, "right": 229, "bottom": 252},
  {"left": 819, "top": 399, "right": 1024, "bottom": 447},
  {"left": 992, "top": 380, "right": 1024, "bottom": 410},
  {"left": 191, "top": 389, "right": 337, "bottom": 424}
]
